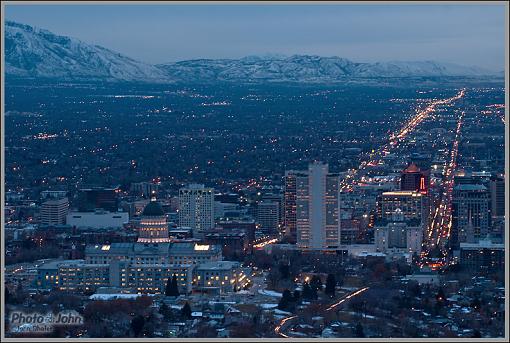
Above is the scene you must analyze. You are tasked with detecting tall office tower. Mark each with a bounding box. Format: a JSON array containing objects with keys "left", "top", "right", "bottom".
[
  {"left": 40, "top": 197, "right": 69, "bottom": 226},
  {"left": 451, "top": 184, "right": 491, "bottom": 248},
  {"left": 296, "top": 162, "right": 341, "bottom": 250},
  {"left": 261, "top": 193, "right": 284, "bottom": 227},
  {"left": 400, "top": 162, "right": 429, "bottom": 194},
  {"left": 490, "top": 174, "right": 505, "bottom": 218},
  {"left": 137, "top": 197, "right": 170, "bottom": 243},
  {"left": 379, "top": 191, "right": 428, "bottom": 225},
  {"left": 283, "top": 171, "right": 298, "bottom": 241},
  {"left": 179, "top": 184, "right": 215, "bottom": 239},
  {"left": 78, "top": 187, "right": 119, "bottom": 212},
  {"left": 256, "top": 200, "right": 280, "bottom": 230}
]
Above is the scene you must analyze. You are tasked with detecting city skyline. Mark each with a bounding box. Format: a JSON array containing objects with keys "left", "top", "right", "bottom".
[{"left": 2, "top": 1, "right": 507, "bottom": 340}]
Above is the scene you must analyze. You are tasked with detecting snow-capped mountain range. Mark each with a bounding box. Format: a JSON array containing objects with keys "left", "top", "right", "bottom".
[
  {"left": 5, "top": 21, "right": 168, "bottom": 82},
  {"left": 5, "top": 21, "right": 501, "bottom": 83}
]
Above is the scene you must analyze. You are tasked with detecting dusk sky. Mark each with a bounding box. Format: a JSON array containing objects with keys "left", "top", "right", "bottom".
[{"left": 5, "top": 4, "right": 507, "bottom": 70}]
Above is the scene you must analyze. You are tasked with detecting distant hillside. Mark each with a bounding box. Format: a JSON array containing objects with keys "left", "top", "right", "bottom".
[
  {"left": 5, "top": 21, "right": 502, "bottom": 83},
  {"left": 5, "top": 21, "right": 169, "bottom": 82}
]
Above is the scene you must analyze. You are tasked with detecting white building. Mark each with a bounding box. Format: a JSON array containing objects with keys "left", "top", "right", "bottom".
[
  {"left": 37, "top": 200, "right": 223, "bottom": 295},
  {"left": 374, "top": 209, "right": 423, "bottom": 256},
  {"left": 193, "top": 261, "right": 250, "bottom": 294},
  {"left": 179, "top": 184, "right": 215, "bottom": 239},
  {"left": 296, "top": 162, "right": 341, "bottom": 250},
  {"left": 40, "top": 197, "right": 69, "bottom": 226},
  {"left": 66, "top": 210, "right": 129, "bottom": 229}
]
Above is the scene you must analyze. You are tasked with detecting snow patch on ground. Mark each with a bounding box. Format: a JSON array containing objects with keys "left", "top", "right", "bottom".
[
  {"left": 89, "top": 293, "right": 154, "bottom": 301},
  {"left": 258, "top": 289, "right": 283, "bottom": 297},
  {"left": 273, "top": 309, "right": 293, "bottom": 316}
]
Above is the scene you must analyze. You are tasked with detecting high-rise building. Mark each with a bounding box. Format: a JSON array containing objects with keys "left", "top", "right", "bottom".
[
  {"left": 490, "top": 175, "right": 505, "bottom": 218},
  {"left": 295, "top": 162, "right": 341, "bottom": 250},
  {"left": 261, "top": 193, "right": 284, "bottom": 227},
  {"left": 452, "top": 184, "right": 491, "bottom": 248},
  {"left": 40, "top": 197, "right": 69, "bottom": 226},
  {"left": 256, "top": 200, "right": 280, "bottom": 230},
  {"left": 283, "top": 171, "right": 298, "bottom": 241},
  {"left": 400, "top": 162, "right": 429, "bottom": 194},
  {"left": 179, "top": 184, "right": 215, "bottom": 239},
  {"left": 78, "top": 187, "right": 119, "bottom": 212},
  {"left": 378, "top": 191, "right": 428, "bottom": 225}
]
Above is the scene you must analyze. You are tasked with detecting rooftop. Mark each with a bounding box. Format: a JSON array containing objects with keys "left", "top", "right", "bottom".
[
  {"left": 196, "top": 261, "right": 240, "bottom": 271},
  {"left": 454, "top": 184, "right": 487, "bottom": 191},
  {"left": 403, "top": 162, "right": 421, "bottom": 173}
]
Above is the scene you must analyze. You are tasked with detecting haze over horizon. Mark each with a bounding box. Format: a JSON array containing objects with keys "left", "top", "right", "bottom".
[{"left": 4, "top": 4, "right": 507, "bottom": 71}]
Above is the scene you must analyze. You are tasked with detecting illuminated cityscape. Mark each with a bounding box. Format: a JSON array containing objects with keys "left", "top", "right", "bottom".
[{"left": 2, "top": 2, "right": 507, "bottom": 340}]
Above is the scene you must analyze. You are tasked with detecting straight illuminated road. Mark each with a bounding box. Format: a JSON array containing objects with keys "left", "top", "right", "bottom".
[
  {"left": 341, "top": 89, "right": 465, "bottom": 192},
  {"left": 422, "top": 109, "right": 465, "bottom": 264}
]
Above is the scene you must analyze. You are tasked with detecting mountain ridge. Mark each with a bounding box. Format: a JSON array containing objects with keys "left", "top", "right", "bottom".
[{"left": 5, "top": 20, "right": 502, "bottom": 84}]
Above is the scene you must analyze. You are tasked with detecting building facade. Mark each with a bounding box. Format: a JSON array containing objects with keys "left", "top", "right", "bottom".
[
  {"left": 179, "top": 184, "right": 215, "bottom": 239},
  {"left": 37, "top": 200, "right": 223, "bottom": 295},
  {"left": 40, "top": 197, "right": 69, "bottom": 226},
  {"left": 374, "top": 210, "right": 423, "bottom": 255},
  {"left": 137, "top": 199, "right": 170, "bottom": 243},
  {"left": 66, "top": 210, "right": 129, "bottom": 229},
  {"left": 400, "top": 162, "right": 429, "bottom": 194},
  {"left": 459, "top": 237, "right": 504, "bottom": 272},
  {"left": 378, "top": 191, "right": 428, "bottom": 226},
  {"left": 295, "top": 162, "right": 341, "bottom": 250},
  {"left": 256, "top": 200, "right": 280, "bottom": 231},
  {"left": 490, "top": 174, "right": 505, "bottom": 218},
  {"left": 193, "top": 261, "right": 250, "bottom": 294},
  {"left": 452, "top": 184, "right": 491, "bottom": 248},
  {"left": 283, "top": 171, "right": 298, "bottom": 241}
]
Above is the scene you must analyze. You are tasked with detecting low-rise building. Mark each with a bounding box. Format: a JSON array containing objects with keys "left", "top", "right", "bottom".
[
  {"left": 36, "top": 200, "right": 221, "bottom": 295},
  {"left": 204, "top": 230, "right": 249, "bottom": 257},
  {"left": 459, "top": 237, "right": 504, "bottom": 272},
  {"left": 40, "top": 259, "right": 194, "bottom": 294},
  {"left": 193, "top": 261, "right": 250, "bottom": 294},
  {"left": 374, "top": 209, "right": 423, "bottom": 256},
  {"left": 66, "top": 210, "right": 129, "bottom": 229}
]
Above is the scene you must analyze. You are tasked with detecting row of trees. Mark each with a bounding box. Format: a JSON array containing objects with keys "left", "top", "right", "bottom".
[
  {"left": 158, "top": 302, "right": 192, "bottom": 322},
  {"left": 128, "top": 301, "right": 194, "bottom": 337}
]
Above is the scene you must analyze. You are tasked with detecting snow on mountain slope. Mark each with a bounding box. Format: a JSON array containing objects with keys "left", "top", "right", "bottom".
[
  {"left": 5, "top": 21, "right": 499, "bottom": 83},
  {"left": 5, "top": 21, "right": 169, "bottom": 82},
  {"left": 158, "top": 55, "right": 497, "bottom": 82}
]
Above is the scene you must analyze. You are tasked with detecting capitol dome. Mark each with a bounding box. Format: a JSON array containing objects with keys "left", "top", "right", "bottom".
[
  {"left": 137, "top": 198, "right": 170, "bottom": 243},
  {"left": 142, "top": 200, "right": 165, "bottom": 216}
]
